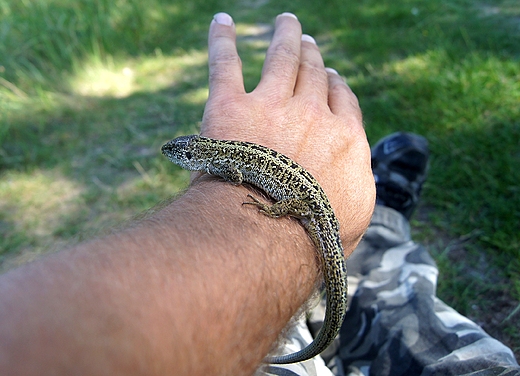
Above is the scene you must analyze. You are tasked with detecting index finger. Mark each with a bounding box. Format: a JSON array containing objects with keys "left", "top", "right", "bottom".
[{"left": 207, "top": 13, "right": 245, "bottom": 97}]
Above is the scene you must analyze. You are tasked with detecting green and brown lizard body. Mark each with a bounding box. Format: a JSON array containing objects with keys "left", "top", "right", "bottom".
[{"left": 161, "top": 135, "right": 347, "bottom": 364}]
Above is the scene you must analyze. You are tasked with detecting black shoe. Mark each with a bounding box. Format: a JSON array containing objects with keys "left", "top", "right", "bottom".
[{"left": 371, "top": 132, "right": 429, "bottom": 219}]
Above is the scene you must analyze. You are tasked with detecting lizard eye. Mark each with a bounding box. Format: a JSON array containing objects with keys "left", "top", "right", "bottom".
[{"left": 185, "top": 151, "right": 192, "bottom": 160}]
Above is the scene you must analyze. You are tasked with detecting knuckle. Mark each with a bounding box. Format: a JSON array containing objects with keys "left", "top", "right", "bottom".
[
  {"left": 299, "top": 58, "right": 323, "bottom": 70},
  {"left": 272, "top": 42, "right": 300, "bottom": 63},
  {"left": 299, "top": 97, "right": 328, "bottom": 119},
  {"left": 330, "top": 81, "right": 361, "bottom": 113},
  {"left": 264, "top": 43, "right": 300, "bottom": 78},
  {"left": 300, "top": 60, "right": 328, "bottom": 84},
  {"left": 208, "top": 54, "right": 242, "bottom": 86},
  {"left": 209, "top": 52, "right": 242, "bottom": 71}
]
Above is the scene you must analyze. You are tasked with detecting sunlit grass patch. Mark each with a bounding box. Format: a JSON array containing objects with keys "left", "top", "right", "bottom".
[
  {"left": 71, "top": 62, "right": 137, "bottom": 98},
  {"left": 380, "top": 50, "right": 520, "bottom": 130},
  {"left": 68, "top": 50, "right": 209, "bottom": 99},
  {"left": 0, "top": 169, "right": 85, "bottom": 256},
  {"left": 0, "top": 169, "right": 83, "bottom": 234},
  {"left": 133, "top": 50, "right": 208, "bottom": 93}
]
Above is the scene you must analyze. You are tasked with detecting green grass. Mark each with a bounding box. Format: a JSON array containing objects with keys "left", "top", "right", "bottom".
[{"left": 1, "top": 0, "right": 519, "bottom": 357}]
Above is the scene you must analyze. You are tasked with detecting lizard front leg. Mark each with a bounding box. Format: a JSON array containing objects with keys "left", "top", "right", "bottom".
[{"left": 207, "top": 160, "right": 243, "bottom": 185}]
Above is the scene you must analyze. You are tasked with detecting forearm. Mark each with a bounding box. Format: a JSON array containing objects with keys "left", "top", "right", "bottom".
[{"left": 0, "top": 178, "right": 319, "bottom": 375}]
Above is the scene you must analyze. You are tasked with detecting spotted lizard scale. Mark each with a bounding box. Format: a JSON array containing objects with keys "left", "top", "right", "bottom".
[{"left": 161, "top": 135, "right": 347, "bottom": 364}]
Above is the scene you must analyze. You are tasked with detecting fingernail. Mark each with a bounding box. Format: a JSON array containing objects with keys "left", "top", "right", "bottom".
[
  {"left": 325, "top": 67, "right": 339, "bottom": 75},
  {"left": 301, "top": 34, "right": 316, "bottom": 45},
  {"left": 278, "top": 12, "right": 298, "bottom": 20},
  {"left": 213, "top": 12, "right": 233, "bottom": 26}
]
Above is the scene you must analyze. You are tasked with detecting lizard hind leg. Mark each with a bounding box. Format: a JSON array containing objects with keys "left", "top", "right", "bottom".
[{"left": 243, "top": 194, "right": 313, "bottom": 219}]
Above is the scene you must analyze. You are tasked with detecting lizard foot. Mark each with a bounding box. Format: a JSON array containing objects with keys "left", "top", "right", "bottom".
[{"left": 243, "top": 194, "right": 313, "bottom": 219}]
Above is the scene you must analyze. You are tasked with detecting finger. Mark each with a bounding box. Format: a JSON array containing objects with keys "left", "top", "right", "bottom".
[
  {"left": 326, "top": 68, "right": 362, "bottom": 123},
  {"left": 293, "top": 34, "right": 329, "bottom": 101},
  {"left": 255, "top": 13, "right": 302, "bottom": 98},
  {"left": 207, "top": 13, "right": 245, "bottom": 97}
]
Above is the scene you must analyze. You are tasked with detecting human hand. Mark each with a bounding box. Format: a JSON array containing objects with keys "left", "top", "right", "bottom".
[{"left": 200, "top": 12, "right": 375, "bottom": 254}]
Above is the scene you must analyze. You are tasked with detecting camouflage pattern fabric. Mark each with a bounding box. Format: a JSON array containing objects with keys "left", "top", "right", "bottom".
[
  {"left": 256, "top": 205, "right": 520, "bottom": 376},
  {"left": 254, "top": 318, "right": 334, "bottom": 376}
]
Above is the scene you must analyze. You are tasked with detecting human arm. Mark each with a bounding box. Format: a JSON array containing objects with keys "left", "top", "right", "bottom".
[{"left": 0, "top": 12, "right": 375, "bottom": 375}]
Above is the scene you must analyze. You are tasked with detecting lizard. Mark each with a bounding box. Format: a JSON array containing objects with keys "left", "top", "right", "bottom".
[{"left": 161, "top": 135, "right": 347, "bottom": 365}]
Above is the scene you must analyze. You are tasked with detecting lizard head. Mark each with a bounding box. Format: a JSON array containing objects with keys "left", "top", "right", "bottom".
[{"left": 161, "top": 135, "right": 210, "bottom": 171}]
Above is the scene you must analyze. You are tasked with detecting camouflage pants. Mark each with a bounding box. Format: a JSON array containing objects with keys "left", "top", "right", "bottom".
[{"left": 256, "top": 205, "right": 520, "bottom": 376}]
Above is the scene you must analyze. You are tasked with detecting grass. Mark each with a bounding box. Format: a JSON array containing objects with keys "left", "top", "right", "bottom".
[{"left": 1, "top": 0, "right": 519, "bottom": 357}]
